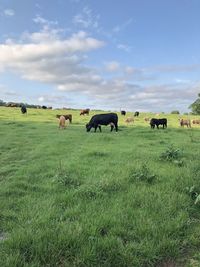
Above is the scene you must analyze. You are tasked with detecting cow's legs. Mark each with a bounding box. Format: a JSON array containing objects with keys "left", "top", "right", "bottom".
[
  {"left": 98, "top": 126, "right": 102, "bottom": 132},
  {"left": 115, "top": 123, "right": 118, "bottom": 132}
]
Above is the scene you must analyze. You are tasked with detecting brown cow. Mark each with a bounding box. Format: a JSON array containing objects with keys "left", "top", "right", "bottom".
[
  {"left": 58, "top": 115, "right": 66, "bottom": 129},
  {"left": 192, "top": 119, "right": 200, "bottom": 125},
  {"left": 56, "top": 114, "right": 72, "bottom": 123},
  {"left": 80, "top": 109, "right": 90, "bottom": 115},
  {"left": 144, "top": 117, "right": 150, "bottom": 122},
  {"left": 179, "top": 119, "right": 191, "bottom": 128},
  {"left": 125, "top": 117, "right": 134, "bottom": 124}
]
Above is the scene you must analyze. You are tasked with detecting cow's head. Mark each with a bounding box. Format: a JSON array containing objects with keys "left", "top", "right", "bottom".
[{"left": 86, "top": 123, "right": 92, "bottom": 132}]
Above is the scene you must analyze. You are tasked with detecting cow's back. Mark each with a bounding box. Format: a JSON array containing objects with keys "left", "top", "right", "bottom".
[{"left": 90, "top": 113, "right": 118, "bottom": 125}]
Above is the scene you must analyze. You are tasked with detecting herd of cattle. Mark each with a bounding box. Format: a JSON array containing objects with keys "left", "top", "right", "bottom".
[{"left": 19, "top": 106, "right": 200, "bottom": 132}]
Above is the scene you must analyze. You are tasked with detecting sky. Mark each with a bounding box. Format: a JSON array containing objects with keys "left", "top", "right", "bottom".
[{"left": 0, "top": 0, "right": 200, "bottom": 113}]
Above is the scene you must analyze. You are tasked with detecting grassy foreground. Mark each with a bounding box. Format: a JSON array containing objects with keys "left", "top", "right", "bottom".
[{"left": 0, "top": 107, "right": 200, "bottom": 267}]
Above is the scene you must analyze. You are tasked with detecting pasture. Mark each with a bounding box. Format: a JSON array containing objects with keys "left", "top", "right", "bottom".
[{"left": 0, "top": 107, "right": 200, "bottom": 267}]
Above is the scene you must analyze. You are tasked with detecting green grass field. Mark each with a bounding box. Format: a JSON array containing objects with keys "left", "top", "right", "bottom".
[{"left": 1, "top": 107, "right": 200, "bottom": 267}]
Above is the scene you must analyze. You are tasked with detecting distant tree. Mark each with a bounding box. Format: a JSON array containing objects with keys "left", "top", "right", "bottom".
[
  {"left": 0, "top": 99, "right": 6, "bottom": 106},
  {"left": 189, "top": 93, "right": 200, "bottom": 115},
  {"left": 171, "top": 110, "right": 180, "bottom": 114}
]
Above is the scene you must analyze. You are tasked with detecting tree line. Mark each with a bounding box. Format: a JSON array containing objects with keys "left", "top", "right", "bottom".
[
  {"left": 1, "top": 93, "right": 200, "bottom": 114},
  {"left": 0, "top": 100, "right": 52, "bottom": 109}
]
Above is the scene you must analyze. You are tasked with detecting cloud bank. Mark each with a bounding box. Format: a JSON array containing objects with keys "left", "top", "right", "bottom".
[{"left": 0, "top": 15, "right": 199, "bottom": 112}]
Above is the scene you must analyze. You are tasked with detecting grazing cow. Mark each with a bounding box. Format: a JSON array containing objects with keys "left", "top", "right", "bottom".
[
  {"left": 21, "top": 105, "right": 27, "bottom": 114},
  {"left": 80, "top": 108, "right": 90, "bottom": 115},
  {"left": 86, "top": 113, "right": 118, "bottom": 132},
  {"left": 125, "top": 117, "right": 134, "bottom": 124},
  {"left": 56, "top": 114, "right": 72, "bottom": 123},
  {"left": 144, "top": 117, "right": 150, "bottom": 122},
  {"left": 134, "top": 111, "right": 139, "bottom": 117},
  {"left": 179, "top": 119, "right": 191, "bottom": 128},
  {"left": 150, "top": 118, "right": 167, "bottom": 129},
  {"left": 121, "top": 110, "right": 126, "bottom": 116},
  {"left": 58, "top": 115, "right": 66, "bottom": 129},
  {"left": 192, "top": 119, "right": 200, "bottom": 125}
]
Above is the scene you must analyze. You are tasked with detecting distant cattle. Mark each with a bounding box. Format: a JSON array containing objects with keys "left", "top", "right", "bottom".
[
  {"left": 125, "top": 117, "right": 134, "bottom": 124},
  {"left": 144, "top": 117, "right": 150, "bottom": 122},
  {"left": 150, "top": 118, "right": 167, "bottom": 129},
  {"left": 121, "top": 110, "right": 126, "bottom": 116},
  {"left": 179, "top": 119, "right": 191, "bottom": 128},
  {"left": 42, "top": 105, "right": 47, "bottom": 109},
  {"left": 134, "top": 111, "right": 139, "bottom": 117},
  {"left": 58, "top": 115, "right": 66, "bottom": 129},
  {"left": 6, "top": 103, "right": 19, "bottom": 107},
  {"left": 56, "top": 114, "right": 72, "bottom": 123},
  {"left": 21, "top": 105, "right": 27, "bottom": 114},
  {"left": 86, "top": 113, "right": 118, "bottom": 132},
  {"left": 192, "top": 119, "right": 200, "bottom": 125},
  {"left": 80, "top": 109, "right": 90, "bottom": 115}
]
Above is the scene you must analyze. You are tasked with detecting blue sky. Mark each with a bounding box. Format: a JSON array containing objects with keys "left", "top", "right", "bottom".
[{"left": 0, "top": 0, "right": 200, "bottom": 112}]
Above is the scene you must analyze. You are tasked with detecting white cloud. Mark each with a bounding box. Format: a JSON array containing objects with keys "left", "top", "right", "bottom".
[
  {"left": 175, "top": 78, "right": 191, "bottom": 84},
  {"left": 4, "top": 9, "right": 15, "bottom": 17},
  {"left": 33, "top": 15, "right": 58, "bottom": 26},
  {"left": 124, "top": 66, "right": 134, "bottom": 74},
  {"left": 0, "top": 84, "right": 20, "bottom": 96},
  {"left": 73, "top": 7, "right": 100, "bottom": 29},
  {"left": 38, "top": 96, "right": 44, "bottom": 102},
  {"left": 117, "top": 43, "right": 132, "bottom": 52},
  {"left": 112, "top": 18, "right": 133, "bottom": 33},
  {"left": 0, "top": 31, "right": 104, "bottom": 63},
  {"left": 105, "top": 61, "right": 120, "bottom": 72},
  {"left": 149, "top": 64, "right": 200, "bottom": 73}
]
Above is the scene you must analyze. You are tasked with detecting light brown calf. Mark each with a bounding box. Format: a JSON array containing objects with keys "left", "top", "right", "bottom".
[
  {"left": 192, "top": 119, "right": 200, "bottom": 125},
  {"left": 125, "top": 117, "right": 134, "bottom": 124},
  {"left": 179, "top": 119, "right": 191, "bottom": 128},
  {"left": 58, "top": 115, "right": 66, "bottom": 129}
]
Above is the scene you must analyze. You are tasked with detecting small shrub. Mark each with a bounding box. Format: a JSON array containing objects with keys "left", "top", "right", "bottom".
[
  {"left": 129, "top": 164, "right": 157, "bottom": 184},
  {"left": 186, "top": 185, "right": 199, "bottom": 200},
  {"left": 160, "top": 145, "right": 182, "bottom": 162},
  {"left": 185, "top": 185, "right": 200, "bottom": 205},
  {"left": 171, "top": 110, "right": 180, "bottom": 114}
]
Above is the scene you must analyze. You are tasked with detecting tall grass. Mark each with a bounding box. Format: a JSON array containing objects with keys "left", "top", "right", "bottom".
[{"left": 0, "top": 107, "right": 200, "bottom": 266}]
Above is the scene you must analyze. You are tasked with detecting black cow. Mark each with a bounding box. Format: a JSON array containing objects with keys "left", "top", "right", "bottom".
[
  {"left": 134, "top": 111, "right": 139, "bottom": 117},
  {"left": 86, "top": 113, "right": 118, "bottom": 132},
  {"left": 21, "top": 105, "right": 27, "bottom": 114},
  {"left": 121, "top": 110, "right": 126, "bottom": 116},
  {"left": 150, "top": 118, "right": 167, "bottom": 129}
]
